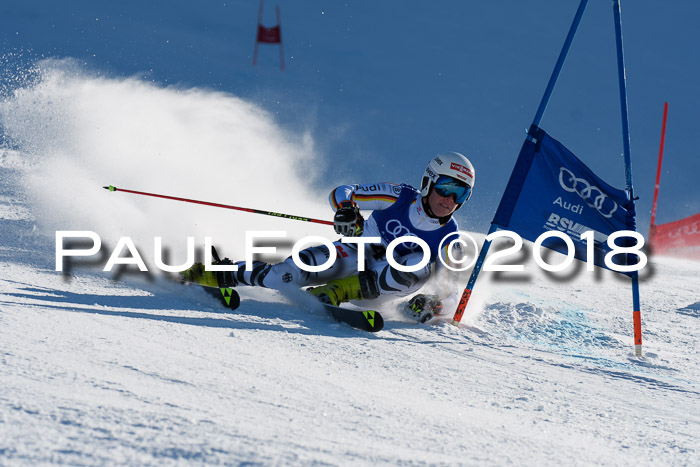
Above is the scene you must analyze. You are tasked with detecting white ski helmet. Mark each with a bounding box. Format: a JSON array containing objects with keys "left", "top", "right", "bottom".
[{"left": 420, "top": 152, "right": 475, "bottom": 205}]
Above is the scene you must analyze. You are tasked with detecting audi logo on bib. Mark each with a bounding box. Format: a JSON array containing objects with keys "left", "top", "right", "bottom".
[
  {"left": 384, "top": 220, "right": 421, "bottom": 252},
  {"left": 559, "top": 167, "right": 618, "bottom": 218}
]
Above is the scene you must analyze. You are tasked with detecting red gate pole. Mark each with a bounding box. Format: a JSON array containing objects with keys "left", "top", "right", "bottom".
[
  {"left": 252, "top": 0, "right": 284, "bottom": 70},
  {"left": 649, "top": 102, "right": 669, "bottom": 245},
  {"left": 252, "top": 0, "right": 265, "bottom": 66}
]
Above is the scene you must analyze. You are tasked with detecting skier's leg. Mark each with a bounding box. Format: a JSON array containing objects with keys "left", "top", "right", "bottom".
[
  {"left": 367, "top": 252, "right": 442, "bottom": 321},
  {"left": 307, "top": 248, "right": 435, "bottom": 308},
  {"left": 205, "top": 242, "right": 360, "bottom": 289},
  {"left": 307, "top": 269, "right": 381, "bottom": 306},
  {"left": 183, "top": 242, "right": 382, "bottom": 306},
  {"left": 368, "top": 251, "right": 432, "bottom": 298}
]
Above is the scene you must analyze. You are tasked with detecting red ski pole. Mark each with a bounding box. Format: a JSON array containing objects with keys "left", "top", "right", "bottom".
[{"left": 103, "top": 185, "right": 334, "bottom": 226}]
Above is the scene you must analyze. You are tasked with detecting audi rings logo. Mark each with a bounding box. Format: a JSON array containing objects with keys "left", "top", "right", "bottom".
[
  {"left": 384, "top": 220, "right": 421, "bottom": 252},
  {"left": 669, "top": 221, "right": 700, "bottom": 239},
  {"left": 559, "top": 167, "right": 618, "bottom": 218}
]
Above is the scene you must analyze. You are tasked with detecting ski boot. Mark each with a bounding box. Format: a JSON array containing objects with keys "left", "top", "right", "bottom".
[
  {"left": 404, "top": 294, "right": 443, "bottom": 323},
  {"left": 180, "top": 262, "right": 219, "bottom": 287},
  {"left": 308, "top": 271, "right": 380, "bottom": 306},
  {"left": 180, "top": 253, "right": 238, "bottom": 289},
  {"left": 180, "top": 257, "right": 240, "bottom": 310}
]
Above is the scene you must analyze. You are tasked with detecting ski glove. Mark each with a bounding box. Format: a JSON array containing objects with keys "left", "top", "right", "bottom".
[
  {"left": 406, "top": 294, "right": 443, "bottom": 323},
  {"left": 334, "top": 200, "right": 364, "bottom": 237}
]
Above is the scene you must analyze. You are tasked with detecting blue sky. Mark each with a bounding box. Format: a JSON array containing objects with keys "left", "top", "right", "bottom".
[{"left": 2, "top": 0, "right": 699, "bottom": 234}]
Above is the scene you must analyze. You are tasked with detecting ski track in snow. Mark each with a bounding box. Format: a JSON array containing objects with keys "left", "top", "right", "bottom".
[{"left": 1, "top": 132, "right": 699, "bottom": 464}]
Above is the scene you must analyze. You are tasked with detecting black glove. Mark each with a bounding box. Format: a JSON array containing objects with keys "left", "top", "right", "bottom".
[
  {"left": 334, "top": 200, "right": 364, "bottom": 237},
  {"left": 406, "top": 294, "right": 443, "bottom": 323}
]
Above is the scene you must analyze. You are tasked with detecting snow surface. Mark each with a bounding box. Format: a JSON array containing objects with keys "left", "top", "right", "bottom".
[{"left": 1, "top": 68, "right": 699, "bottom": 466}]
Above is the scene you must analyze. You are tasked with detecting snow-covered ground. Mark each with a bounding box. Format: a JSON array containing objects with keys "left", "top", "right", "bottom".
[
  {"left": 1, "top": 147, "right": 699, "bottom": 466},
  {"left": 1, "top": 69, "right": 698, "bottom": 465}
]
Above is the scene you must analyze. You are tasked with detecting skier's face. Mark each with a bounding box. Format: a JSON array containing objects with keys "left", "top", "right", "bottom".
[{"left": 428, "top": 188, "right": 458, "bottom": 217}]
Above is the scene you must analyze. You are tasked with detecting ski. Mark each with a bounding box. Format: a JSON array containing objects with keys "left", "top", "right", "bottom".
[
  {"left": 188, "top": 285, "right": 381, "bottom": 331},
  {"left": 185, "top": 246, "right": 381, "bottom": 331},
  {"left": 321, "top": 303, "right": 384, "bottom": 333},
  {"left": 203, "top": 286, "right": 241, "bottom": 310},
  {"left": 198, "top": 246, "right": 241, "bottom": 310},
  {"left": 191, "top": 283, "right": 380, "bottom": 331}
]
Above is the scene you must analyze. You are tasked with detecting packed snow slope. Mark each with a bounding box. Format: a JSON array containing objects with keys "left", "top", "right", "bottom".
[{"left": 1, "top": 69, "right": 699, "bottom": 465}]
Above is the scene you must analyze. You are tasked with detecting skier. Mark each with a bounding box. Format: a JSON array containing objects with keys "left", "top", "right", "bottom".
[{"left": 183, "top": 152, "right": 475, "bottom": 322}]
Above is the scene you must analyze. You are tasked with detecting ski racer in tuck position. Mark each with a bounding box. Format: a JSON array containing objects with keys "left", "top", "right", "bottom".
[{"left": 183, "top": 152, "right": 475, "bottom": 323}]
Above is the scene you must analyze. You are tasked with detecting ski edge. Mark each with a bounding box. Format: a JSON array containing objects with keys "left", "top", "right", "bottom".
[{"left": 322, "top": 304, "right": 384, "bottom": 333}]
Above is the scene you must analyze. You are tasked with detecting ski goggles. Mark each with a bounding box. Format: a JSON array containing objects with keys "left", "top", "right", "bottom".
[{"left": 433, "top": 175, "right": 472, "bottom": 204}]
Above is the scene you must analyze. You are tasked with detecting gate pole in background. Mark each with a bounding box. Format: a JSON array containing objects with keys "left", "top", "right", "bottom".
[{"left": 649, "top": 102, "right": 669, "bottom": 244}]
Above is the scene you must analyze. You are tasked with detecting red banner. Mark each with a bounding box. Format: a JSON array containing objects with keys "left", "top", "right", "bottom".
[
  {"left": 257, "top": 25, "right": 281, "bottom": 44},
  {"left": 252, "top": 1, "right": 284, "bottom": 70},
  {"left": 650, "top": 212, "right": 700, "bottom": 261}
]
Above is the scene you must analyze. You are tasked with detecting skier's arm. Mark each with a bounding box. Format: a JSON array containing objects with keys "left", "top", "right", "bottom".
[{"left": 328, "top": 182, "right": 402, "bottom": 212}]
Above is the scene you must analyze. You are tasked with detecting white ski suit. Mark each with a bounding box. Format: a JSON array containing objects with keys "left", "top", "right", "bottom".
[{"left": 233, "top": 182, "right": 461, "bottom": 298}]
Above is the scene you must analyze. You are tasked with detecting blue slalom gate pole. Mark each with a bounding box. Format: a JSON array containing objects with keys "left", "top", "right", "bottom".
[
  {"left": 613, "top": 0, "right": 643, "bottom": 356},
  {"left": 452, "top": 0, "right": 589, "bottom": 325},
  {"left": 531, "top": 0, "right": 590, "bottom": 130},
  {"left": 613, "top": 0, "right": 633, "bottom": 190}
]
